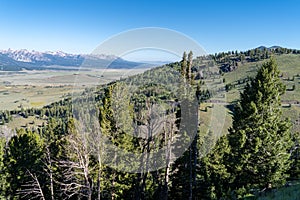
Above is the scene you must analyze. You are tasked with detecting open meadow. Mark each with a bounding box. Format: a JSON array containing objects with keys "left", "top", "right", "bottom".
[{"left": 0, "top": 68, "right": 149, "bottom": 111}]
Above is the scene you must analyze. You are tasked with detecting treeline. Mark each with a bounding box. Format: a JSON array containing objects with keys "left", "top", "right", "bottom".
[
  {"left": 211, "top": 46, "right": 300, "bottom": 73},
  {"left": 0, "top": 55, "right": 299, "bottom": 199},
  {"left": 0, "top": 99, "right": 72, "bottom": 126}
]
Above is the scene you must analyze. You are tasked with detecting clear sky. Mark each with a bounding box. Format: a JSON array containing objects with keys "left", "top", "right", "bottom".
[{"left": 0, "top": 0, "right": 299, "bottom": 55}]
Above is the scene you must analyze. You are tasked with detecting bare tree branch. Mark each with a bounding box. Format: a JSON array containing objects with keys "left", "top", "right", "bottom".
[{"left": 18, "top": 169, "right": 45, "bottom": 200}]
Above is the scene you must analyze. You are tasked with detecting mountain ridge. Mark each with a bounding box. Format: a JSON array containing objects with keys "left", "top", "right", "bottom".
[{"left": 0, "top": 49, "right": 152, "bottom": 71}]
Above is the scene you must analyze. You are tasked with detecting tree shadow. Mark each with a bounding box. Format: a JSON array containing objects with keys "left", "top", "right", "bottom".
[{"left": 225, "top": 101, "right": 237, "bottom": 117}]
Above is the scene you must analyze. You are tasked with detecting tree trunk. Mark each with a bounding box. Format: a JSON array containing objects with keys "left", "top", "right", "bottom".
[
  {"left": 97, "top": 154, "right": 102, "bottom": 200},
  {"left": 189, "top": 147, "right": 193, "bottom": 200},
  {"left": 48, "top": 150, "right": 55, "bottom": 200}
]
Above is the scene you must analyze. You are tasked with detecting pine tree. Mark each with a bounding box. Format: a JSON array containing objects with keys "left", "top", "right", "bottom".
[
  {"left": 181, "top": 52, "right": 187, "bottom": 79},
  {"left": 169, "top": 97, "right": 198, "bottom": 200},
  {"left": 289, "top": 132, "right": 300, "bottom": 178},
  {"left": 0, "top": 137, "right": 7, "bottom": 198},
  {"left": 225, "top": 58, "right": 293, "bottom": 197},
  {"left": 187, "top": 51, "right": 193, "bottom": 83},
  {"left": 4, "top": 129, "right": 45, "bottom": 199},
  {"left": 99, "top": 83, "right": 136, "bottom": 199},
  {"left": 198, "top": 136, "right": 231, "bottom": 199}
]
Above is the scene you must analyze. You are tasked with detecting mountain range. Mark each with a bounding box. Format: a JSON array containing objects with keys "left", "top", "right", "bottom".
[{"left": 0, "top": 49, "right": 152, "bottom": 71}]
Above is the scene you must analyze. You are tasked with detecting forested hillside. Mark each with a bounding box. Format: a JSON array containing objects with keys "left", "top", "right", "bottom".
[{"left": 0, "top": 47, "right": 299, "bottom": 199}]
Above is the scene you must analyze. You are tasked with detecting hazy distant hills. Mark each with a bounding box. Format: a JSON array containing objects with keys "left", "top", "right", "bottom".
[
  {"left": 256, "top": 45, "right": 283, "bottom": 50},
  {"left": 0, "top": 46, "right": 292, "bottom": 71},
  {"left": 0, "top": 49, "right": 153, "bottom": 71}
]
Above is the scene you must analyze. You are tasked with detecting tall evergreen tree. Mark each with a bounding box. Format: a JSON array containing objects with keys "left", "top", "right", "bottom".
[
  {"left": 169, "top": 97, "right": 198, "bottom": 200},
  {"left": 289, "top": 132, "right": 300, "bottom": 179},
  {"left": 181, "top": 52, "right": 187, "bottom": 79},
  {"left": 198, "top": 136, "right": 231, "bottom": 199},
  {"left": 99, "top": 83, "right": 137, "bottom": 200},
  {"left": 0, "top": 137, "right": 7, "bottom": 199},
  {"left": 225, "top": 58, "right": 293, "bottom": 197},
  {"left": 4, "top": 129, "right": 45, "bottom": 199},
  {"left": 187, "top": 51, "right": 193, "bottom": 83}
]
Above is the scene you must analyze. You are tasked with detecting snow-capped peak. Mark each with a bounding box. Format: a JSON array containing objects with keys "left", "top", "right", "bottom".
[{"left": 0, "top": 49, "right": 75, "bottom": 63}]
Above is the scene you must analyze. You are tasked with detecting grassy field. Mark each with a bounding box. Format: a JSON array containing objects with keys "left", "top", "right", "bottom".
[
  {"left": 7, "top": 115, "right": 45, "bottom": 130},
  {"left": 257, "top": 184, "right": 300, "bottom": 200},
  {"left": 195, "top": 54, "right": 300, "bottom": 146},
  {"left": 224, "top": 54, "right": 300, "bottom": 102},
  {"left": 0, "top": 55, "right": 299, "bottom": 199},
  {"left": 223, "top": 54, "right": 300, "bottom": 133},
  {"left": 0, "top": 68, "right": 148, "bottom": 110},
  {"left": 0, "top": 84, "right": 79, "bottom": 110},
  {"left": 1, "top": 54, "right": 300, "bottom": 135},
  {"left": 243, "top": 181, "right": 300, "bottom": 200}
]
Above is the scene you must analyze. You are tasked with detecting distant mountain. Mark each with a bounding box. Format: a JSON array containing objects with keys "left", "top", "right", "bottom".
[
  {"left": 0, "top": 49, "right": 151, "bottom": 71},
  {"left": 136, "top": 60, "right": 175, "bottom": 65},
  {"left": 269, "top": 45, "right": 282, "bottom": 49},
  {"left": 256, "top": 45, "right": 282, "bottom": 50},
  {"left": 256, "top": 46, "right": 268, "bottom": 50}
]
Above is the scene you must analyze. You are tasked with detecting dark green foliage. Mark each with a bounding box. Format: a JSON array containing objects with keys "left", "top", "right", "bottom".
[
  {"left": 4, "top": 129, "right": 45, "bottom": 199},
  {"left": 289, "top": 132, "right": 300, "bottom": 179},
  {"left": 213, "top": 46, "right": 299, "bottom": 74},
  {"left": 198, "top": 58, "right": 294, "bottom": 199},
  {"left": 225, "top": 83, "right": 233, "bottom": 91},
  {"left": 0, "top": 52, "right": 299, "bottom": 200},
  {"left": 187, "top": 51, "right": 193, "bottom": 83},
  {"left": 169, "top": 150, "right": 191, "bottom": 199},
  {"left": 0, "top": 137, "right": 7, "bottom": 199},
  {"left": 0, "top": 110, "right": 12, "bottom": 125},
  {"left": 199, "top": 136, "right": 231, "bottom": 199},
  {"left": 226, "top": 58, "right": 292, "bottom": 197},
  {"left": 181, "top": 51, "right": 187, "bottom": 79}
]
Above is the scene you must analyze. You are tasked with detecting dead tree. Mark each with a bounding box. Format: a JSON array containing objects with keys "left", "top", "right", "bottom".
[
  {"left": 58, "top": 121, "right": 93, "bottom": 200},
  {"left": 18, "top": 170, "right": 45, "bottom": 200}
]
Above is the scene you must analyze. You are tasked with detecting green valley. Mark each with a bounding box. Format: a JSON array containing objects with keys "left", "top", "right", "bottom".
[{"left": 0, "top": 47, "right": 299, "bottom": 200}]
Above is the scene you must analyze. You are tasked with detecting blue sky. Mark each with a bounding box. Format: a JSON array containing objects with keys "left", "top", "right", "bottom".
[{"left": 0, "top": 0, "right": 299, "bottom": 56}]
